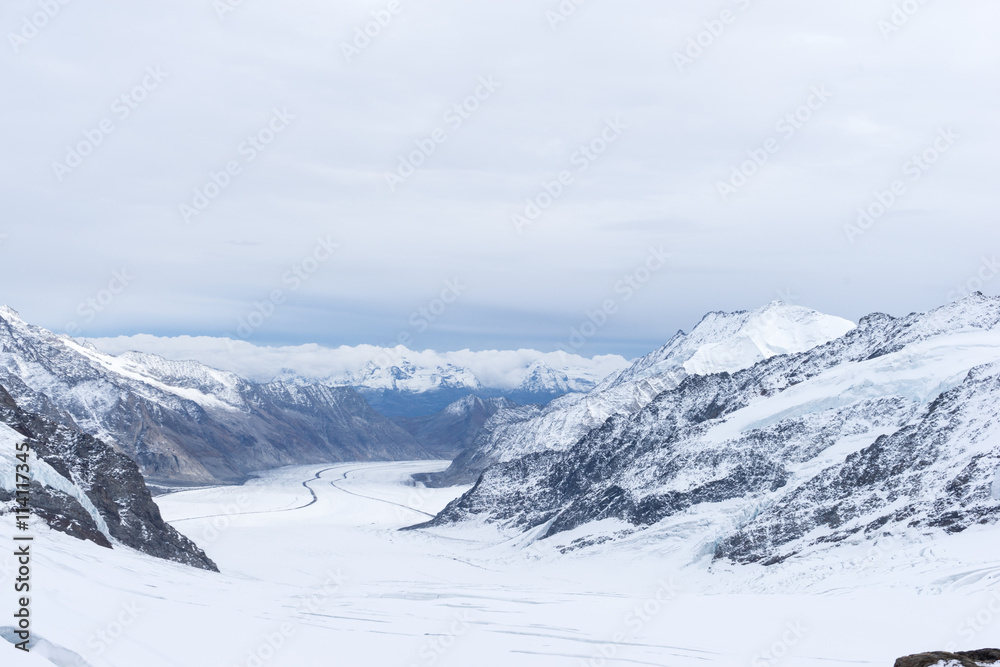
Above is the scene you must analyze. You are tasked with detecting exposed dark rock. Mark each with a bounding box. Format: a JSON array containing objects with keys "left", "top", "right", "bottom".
[
  {"left": 0, "top": 483, "right": 111, "bottom": 548},
  {"left": 894, "top": 648, "right": 1000, "bottom": 667},
  {"left": 0, "top": 384, "right": 217, "bottom": 571}
]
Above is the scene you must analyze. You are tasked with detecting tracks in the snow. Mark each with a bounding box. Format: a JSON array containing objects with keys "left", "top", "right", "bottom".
[
  {"left": 170, "top": 464, "right": 436, "bottom": 524},
  {"left": 328, "top": 468, "right": 436, "bottom": 519},
  {"left": 169, "top": 466, "right": 336, "bottom": 523}
]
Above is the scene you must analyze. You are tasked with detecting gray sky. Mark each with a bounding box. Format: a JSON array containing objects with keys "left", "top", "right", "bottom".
[{"left": 2, "top": 0, "right": 998, "bottom": 358}]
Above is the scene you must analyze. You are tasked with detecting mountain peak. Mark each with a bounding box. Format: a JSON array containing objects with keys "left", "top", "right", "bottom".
[
  {"left": 514, "top": 361, "right": 576, "bottom": 394},
  {"left": 0, "top": 304, "right": 23, "bottom": 322},
  {"left": 682, "top": 303, "right": 855, "bottom": 375}
]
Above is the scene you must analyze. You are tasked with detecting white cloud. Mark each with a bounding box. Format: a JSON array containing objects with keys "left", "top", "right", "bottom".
[{"left": 88, "top": 335, "right": 630, "bottom": 390}]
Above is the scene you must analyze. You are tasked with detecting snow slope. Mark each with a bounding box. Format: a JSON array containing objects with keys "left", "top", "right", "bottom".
[{"left": 1, "top": 461, "right": 997, "bottom": 666}]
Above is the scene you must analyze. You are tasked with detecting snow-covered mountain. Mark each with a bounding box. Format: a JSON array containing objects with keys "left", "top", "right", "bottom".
[
  {"left": 394, "top": 394, "right": 516, "bottom": 460},
  {"left": 423, "top": 302, "right": 855, "bottom": 485},
  {"left": 341, "top": 359, "right": 488, "bottom": 416},
  {"left": 0, "top": 385, "right": 216, "bottom": 570},
  {"left": 504, "top": 360, "right": 595, "bottom": 405},
  {"left": 0, "top": 306, "right": 431, "bottom": 484},
  {"left": 419, "top": 295, "right": 1000, "bottom": 568},
  {"left": 346, "top": 359, "right": 483, "bottom": 393},
  {"left": 89, "top": 335, "right": 630, "bottom": 416}
]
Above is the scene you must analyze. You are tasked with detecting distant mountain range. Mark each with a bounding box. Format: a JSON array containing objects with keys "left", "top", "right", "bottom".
[{"left": 88, "top": 334, "right": 628, "bottom": 416}]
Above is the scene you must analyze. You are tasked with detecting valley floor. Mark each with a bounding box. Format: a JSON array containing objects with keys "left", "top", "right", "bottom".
[{"left": 2, "top": 462, "right": 999, "bottom": 666}]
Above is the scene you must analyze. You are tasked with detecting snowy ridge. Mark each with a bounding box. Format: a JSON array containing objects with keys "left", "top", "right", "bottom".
[
  {"left": 61, "top": 340, "right": 243, "bottom": 411},
  {"left": 426, "top": 302, "right": 854, "bottom": 485},
  {"left": 342, "top": 359, "right": 483, "bottom": 393},
  {"left": 511, "top": 360, "right": 594, "bottom": 395},
  {"left": 598, "top": 301, "right": 855, "bottom": 388},
  {"left": 0, "top": 308, "right": 431, "bottom": 483},
  {"left": 424, "top": 295, "right": 1000, "bottom": 568}
]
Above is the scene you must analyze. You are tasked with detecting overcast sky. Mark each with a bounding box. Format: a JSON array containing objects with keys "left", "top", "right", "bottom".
[{"left": 2, "top": 0, "right": 998, "bottom": 358}]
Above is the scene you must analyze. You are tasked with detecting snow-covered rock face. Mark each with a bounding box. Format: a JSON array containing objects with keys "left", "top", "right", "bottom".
[
  {"left": 601, "top": 301, "right": 854, "bottom": 387},
  {"left": 511, "top": 361, "right": 594, "bottom": 396},
  {"left": 0, "top": 386, "right": 216, "bottom": 570},
  {"left": 680, "top": 302, "right": 855, "bottom": 375},
  {"left": 423, "top": 295, "right": 1000, "bottom": 566},
  {"left": 424, "top": 302, "right": 854, "bottom": 486},
  {"left": 339, "top": 356, "right": 605, "bottom": 417},
  {"left": 346, "top": 360, "right": 483, "bottom": 393},
  {"left": 0, "top": 309, "right": 431, "bottom": 484}
]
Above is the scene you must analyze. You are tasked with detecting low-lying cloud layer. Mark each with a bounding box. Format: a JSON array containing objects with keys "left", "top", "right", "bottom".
[{"left": 89, "top": 334, "right": 630, "bottom": 389}]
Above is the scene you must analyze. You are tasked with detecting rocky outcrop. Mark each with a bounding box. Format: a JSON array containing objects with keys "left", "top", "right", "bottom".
[
  {"left": 0, "top": 385, "right": 217, "bottom": 571},
  {"left": 418, "top": 296, "right": 1000, "bottom": 567},
  {"left": 894, "top": 649, "right": 1000, "bottom": 667}
]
